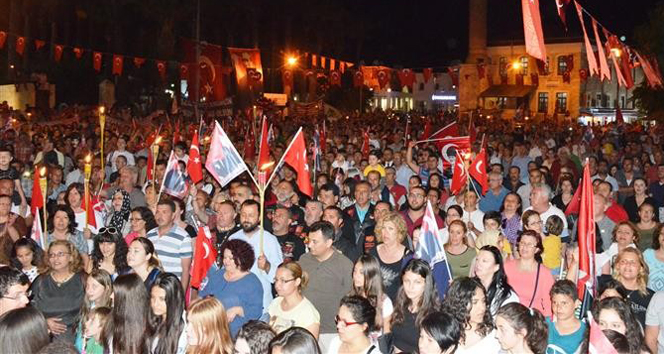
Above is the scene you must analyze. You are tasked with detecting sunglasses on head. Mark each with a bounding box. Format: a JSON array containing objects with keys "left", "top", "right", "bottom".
[{"left": 98, "top": 227, "right": 119, "bottom": 235}]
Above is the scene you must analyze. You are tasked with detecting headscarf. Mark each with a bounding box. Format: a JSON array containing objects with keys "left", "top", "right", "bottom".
[{"left": 108, "top": 189, "right": 131, "bottom": 231}]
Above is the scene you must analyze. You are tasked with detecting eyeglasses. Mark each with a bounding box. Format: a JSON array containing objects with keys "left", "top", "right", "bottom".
[
  {"left": 334, "top": 315, "right": 360, "bottom": 327},
  {"left": 98, "top": 227, "right": 118, "bottom": 235},
  {"left": 49, "top": 252, "right": 71, "bottom": 259},
  {"left": 275, "top": 278, "right": 296, "bottom": 284},
  {"left": 3, "top": 290, "right": 32, "bottom": 301},
  {"left": 519, "top": 242, "right": 537, "bottom": 249}
]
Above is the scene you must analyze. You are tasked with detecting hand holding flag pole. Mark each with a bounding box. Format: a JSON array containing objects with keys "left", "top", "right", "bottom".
[{"left": 83, "top": 155, "right": 92, "bottom": 228}]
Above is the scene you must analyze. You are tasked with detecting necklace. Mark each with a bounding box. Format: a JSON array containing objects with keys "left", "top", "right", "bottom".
[{"left": 52, "top": 272, "right": 74, "bottom": 287}]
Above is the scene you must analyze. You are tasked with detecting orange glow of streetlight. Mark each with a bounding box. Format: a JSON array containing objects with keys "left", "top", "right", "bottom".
[
  {"left": 286, "top": 56, "right": 298, "bottom": 66},
  {"left": 511, "top": 61, "right": 521, "bottom": 70}
]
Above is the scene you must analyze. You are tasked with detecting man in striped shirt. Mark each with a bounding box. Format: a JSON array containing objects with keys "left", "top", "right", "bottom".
[{"left": 147, "top": 199, "right": 192, "bottom": 290}]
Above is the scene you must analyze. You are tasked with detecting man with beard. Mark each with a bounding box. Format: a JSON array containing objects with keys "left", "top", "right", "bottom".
[
  {"left": 230, "top": 200, "right": 283, "bottom": 317},
  {"left": 231, "top": 184, "right": 255, "bottom": 212},
  {"left": 400, "top": 185, "right": 443, "bottom": 239},
  {"left": 272, "top": 206, "right": 305, "bottom": 262},
  {"left": 271, "top": 180, "right": 304, "bottom": 227},
  {"left": 343, "top": 181, "right": 376, "bottom": 252}
]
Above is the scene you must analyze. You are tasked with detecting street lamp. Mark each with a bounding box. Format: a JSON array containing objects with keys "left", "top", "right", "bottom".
[
  {"left": 286, "top": 56, "right": 297, "bottom": 67},
  {"left": 511, "top": 61, "right": 521, "bottom": 70}
]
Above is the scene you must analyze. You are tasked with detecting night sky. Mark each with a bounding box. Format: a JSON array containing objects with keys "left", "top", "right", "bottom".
[{"left": 355, "top": 0, "right": 660, "bottom": 68}]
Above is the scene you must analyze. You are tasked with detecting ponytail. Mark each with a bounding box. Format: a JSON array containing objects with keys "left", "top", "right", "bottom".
[{"left": 496, "top": 303, "right": 548, "bottom": 354}]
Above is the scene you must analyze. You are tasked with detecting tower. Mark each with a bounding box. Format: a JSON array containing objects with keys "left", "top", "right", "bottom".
[{"left": 459, "top": 0, "right": 489, "bottom": 113}]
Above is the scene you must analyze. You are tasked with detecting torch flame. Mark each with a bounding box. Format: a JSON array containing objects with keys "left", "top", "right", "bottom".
[
  {"left": 39, "top": 167, "right": 47, "bottom": 177},
  {"left": 260, "top": 161, "right": 275, "bottom": 171},
  {"left": 85, "top": 154, "right": 92, "bottom": 163},
  {"left": 154, "top": 136, "right": 162, "bottom": 145},
  {"left": 99, "top": 106, "right": 105, "bottom": 114}
]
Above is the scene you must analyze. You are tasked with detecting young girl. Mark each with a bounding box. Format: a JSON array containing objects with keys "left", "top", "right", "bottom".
[
  {"left": 75, "top": 269, "right": 113, "bottom": 352},
  {"left": 82, "top": 307, "right": 111, "bottom": 354},
  {"left": 351, "top": 255, "right": 393, "bottom": 339},
  {"left": 10, "top": 237, "right": 45, "bottom": 282},
  {"left": 543, "top": 215, "right": 564, "bottom": 274},
  {"left": 495, "top": 303, "right": 549, "bottom": 354}
]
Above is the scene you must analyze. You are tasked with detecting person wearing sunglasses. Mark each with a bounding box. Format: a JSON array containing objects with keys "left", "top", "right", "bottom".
[
  {"left": 31, "top": 240, "right": 85, "bottom": 343},
  {"left": 327, "top": 295, "right": 380, "bottom": 354}
]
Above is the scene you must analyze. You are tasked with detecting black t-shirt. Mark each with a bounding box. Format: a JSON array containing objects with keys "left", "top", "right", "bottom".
[
  {"left": 392, "top": 309, "right": 418, "bottom": 353},
  {"left": 275, "top": 233, "right": 306, "bottom": 262},
  {"left": 626, "top": 288, "right": 655, "bottom": 328},
  {"left": 212, "top": 225, "right": 240, "bottom": 264},
  {"left": 0, "top": 166, "right": 19, "bottom": 180}
]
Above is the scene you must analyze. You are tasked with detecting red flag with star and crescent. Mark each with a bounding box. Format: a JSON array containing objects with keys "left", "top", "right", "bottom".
[
  {"left": 469, "top": 147, "right": 488, "bottom": 194},
  {"left": 282, "top": 128, "right": 313, "bottom": 197},
  {"left": 522, "top": 0, "right": 547, "bottom": 61},
  {"left": 450, "top": 151, "right": 468, "bottom": 196},
  {"left": 258, "top": 117, "right": 272, "bottom": 174},
  {"left": 190, "top": 226, "right": 217, "bottom": 289},
  {"left": 187, "top": 131, "right": 203, "bottom": 184}
]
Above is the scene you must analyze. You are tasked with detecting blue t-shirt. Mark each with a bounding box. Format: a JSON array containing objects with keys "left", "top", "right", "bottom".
[
  {"left": 644, "top": 249, "right": 664, "bottom": 291},
  {"left": 199, "top": 266, "right": 264, "bottom": 337},
  {"left": 546, "top": 318, "right": 586, "bottom": 354}
]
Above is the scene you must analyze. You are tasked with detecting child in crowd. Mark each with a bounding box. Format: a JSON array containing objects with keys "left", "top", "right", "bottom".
[
  {"left": 10, "top": 238, "right": 45, "bottom": 282},
  {"left": 546, "top": 280, "right": 586, "bottom": 354},
  {"left": 475, "top": 211, "right": 512, "bottom": 259},
  {"left": 364, "top": 150, "right": 386, "bottom": 177},
  {"left": 543, "top": 215, "right": 564, "bottom": 274},
  {"left": 83, "top": 307, "right": 111, "bottom": 354}
]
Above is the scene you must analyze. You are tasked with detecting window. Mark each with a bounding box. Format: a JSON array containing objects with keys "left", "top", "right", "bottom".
[
  {"left": 605, "top": 94, "right": 611, "bottom": 108},
  {"left": 520, "top": 56, "right": 529, "bottom": 75},
  {"left": 538, "top": 93, "right": 548, "bottom": 113},
  {"left": 499, "top": 57, "right": 507, "bottom": 76},
  {"left": 434, "top": 83, "right": 440, "bottom": 90},
  {"left": 620, "top": 96, "right": 625, "bottom": 108},
  {"left": 497, "top": 97, "right": 507, "bottom": 108},
  {"left": 596, "top": 93, "right": 602, "bottom": 107},
  {"left": 419, "top": 82, "right": 424, "bottom": 91},
  {"left": 557, "top": 56, "right": 568, "bottom": 75},
  {"left": 556, "top": 92, "right": 568, "bottom": 112},
  {"left": 545, "top": 57, "right": 550, "bottom": 75}
]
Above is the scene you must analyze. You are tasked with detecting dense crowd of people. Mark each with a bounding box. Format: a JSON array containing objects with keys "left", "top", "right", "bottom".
[{"left": 0, "top": 103, "right": 663, "bottom": 353}]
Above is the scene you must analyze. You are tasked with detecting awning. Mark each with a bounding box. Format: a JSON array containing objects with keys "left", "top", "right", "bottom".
[{"left": 480, "top": 85, "right": 536, "bottom": 98}]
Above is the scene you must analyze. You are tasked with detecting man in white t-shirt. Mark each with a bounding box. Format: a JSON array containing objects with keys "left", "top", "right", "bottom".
[{"left": 646, "top": 291, "right": 664, "bottom": 354}]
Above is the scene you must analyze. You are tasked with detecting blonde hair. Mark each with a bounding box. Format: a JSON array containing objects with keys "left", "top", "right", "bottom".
[
  {"left": 613, "top": 247, "right": 649, "bottom": 295},
  {"left": 186, "top": 297, "right": 234, "bottom": 354},
  {"left": 375, "top": 212, "right": 407, "bottom": 244},
  {"left": 46, "top": 240, "right": 83, "bottom": 274},
  {"left": 277, "top": 262, "right": 309, "bottom": 292}
]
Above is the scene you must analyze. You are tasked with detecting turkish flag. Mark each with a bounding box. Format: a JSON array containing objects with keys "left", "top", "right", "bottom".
[
  {"left": 330, "top": 59, "right": 336, "bottom": 71},
  {"left": 330, "top": 71, "right": 341, "bottom": 86},
  {"left": 321, "top": 56, "right": 327, "bottom": 69},
  {"left": 187, "top": 131, "right": 203, "bottom": 184},
  {"left": 421, "top": 120, "right": 432, "bottom": 140},
  {"left": 469, "top": 148, "right": 488, "bottom": 194},
  {"left": 190, "top": 226, "right": 217, "bottom": 289},
  {"left": 54, "top": 45, "right": 64, "bottom": 62},
  {"left": 185, "top": 40, "right": 228, "bottom": 101},
  {"left": 16, "top": 37, "right": 25, "bottom": 56},
  {"left": 469, "top": 119, "right": 477, "bottom": 144},
  {"left": 477, "top": 63, "right": 486, "bottom": 79},
  {"left": 354, "top": 70, "right": 364, "bottom": 87},
  {"left": 244, "top": 124, "right": 256, "bottom": 161},
  {"left": 361, "top": 129, "right": 371, "bottom": 158},
  {"left": 423, "top": 68, "right": 433, "bottom": 83},
  {"left": 516, "top": 73, "right": 524, "bottom": 86},
  {"left": 282, "top": 69, "right": 293, "bottom": 88},
  {"left": 73, "top": 47, "right": 83, "bottom": 59},
  {"left": 157, "top": 61, "right": 167, "bottom": 81},
  {"left": 588, "top": 317, "right": 618, "bottom": 354},
  {"left": 112, "top": 55, "right": 123, "bottom": 76},
  {"left": 320, "top": 120, "right": 327, "bottom": 154},
  {"left": 81, "top": 193, "right": 98, "bottom": 229},
  {"left": 450, "top": 151, "right": 468, "bottom": 196},
  {"left": 555, "top": 0, "right": 571, "bottom": 29},
  {"left": 311, "top": 54, "right": 317, "bottom": 67},
  {"left": 447, "top": 67, "right": 459, "bottom": 87},
  {"left": 522, "top": 0, "right": 547, "bottom": 61},
  {"left": 439, "top": 136, "right": 471, "bottom": 169},
  {"left": 134, "top": 57, "right": 146, "bottom": 68},
  {"left": 283, "top": 129, "right": 313, "bottom": 197},
  {"left": 34, "top": 40, "right": 45, "bottom": 51},
  {"left": 575, "top": 2, "right": 598, "bottom": 77},
  {"left": 30, "top": 167, "right": 44, "bottom": 216},
  {"left": 0, "top": 32, "right": 6, "bottom": 49},
  {"left": 530, "top": 73, "right": 539, "bottom": 86},
  {"left": 377, "top": 69, "right": 390, "bottom": 89},
  {"left": 398, "top": 69, "right": 415, "bottom": 90},
  {"left": 179, "top": 64, "right": 189, "bottom": 80},
  {"left": 258, "top": 117, "right": 271, "bottom": 174},
  {"left": 93, "top": 52, "right": 103, "bottom": 72},
  {"left": 576, "top": 163, "right": 596, "bottom": 299}
]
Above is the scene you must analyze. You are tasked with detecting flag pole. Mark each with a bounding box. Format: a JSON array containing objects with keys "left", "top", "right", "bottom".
[{"left": 413, "top": 135, "right": 470, "bottom": 145}]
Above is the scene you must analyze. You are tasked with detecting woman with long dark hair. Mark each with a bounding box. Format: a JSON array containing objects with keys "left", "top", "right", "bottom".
[
  {"left": 150, "top": 273, "right": 187, "bottom": 354},
  {"left": 269, "top": 327, "right": 322, "bottom": 354},
  {"left": 389, "top": 259, "right": 441, "bottom": 353},
  {"left": 472, "top": 245, "right": 519, "bottom": 316},
  {"left": 351, "top": 255, "right": 392, "bottom": 335},
  {"left": 592, "top": 297, "right": 647, "bottom": 354},
  {"left": 10, "top": 237, "right": 46, "bottom": 282},
  {"left": 102, "top": 273, "right": 152, "bottom": 354},
  {"left": 418, "top": 311, "right": 462, "bottom": 354},
  {"left": 127, "top": 237, "right": 162, "bottom": 291},
  {"left": 494, "top": 303, "right": 548, "bottom": 354},
  {"left": 88, "top": 228, "right": 129, "bottom": 278},
  {"left": 125, "top": 206, "right": 158, "bottom": 245},
  {"left": 441, "top": 277, "right": 500, "bottom": 353},
  {"left": 0, "top": 307, "right": 50, "bottom": 354},
  {"left": 65, "top": 183, "right": 93, "bottom": 236}
]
